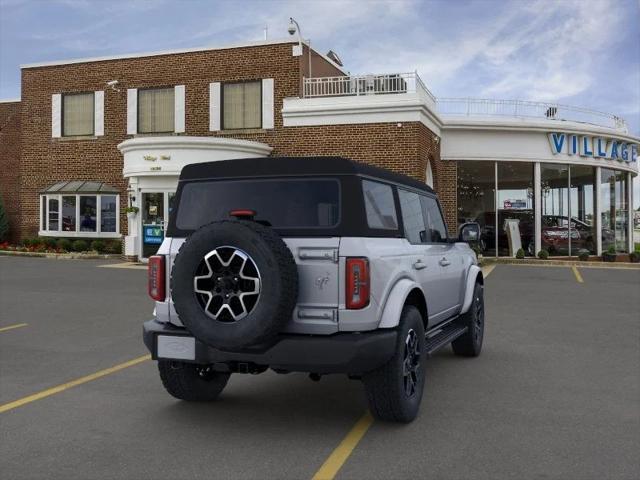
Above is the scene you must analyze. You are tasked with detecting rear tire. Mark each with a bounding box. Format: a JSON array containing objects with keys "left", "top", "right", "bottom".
[
  {"left": 158, "top": 360, "right": 230, "bottom": 401},
  {"left": 452, "top": 282, "right": 484, "bottom": 357},
  {"left": 363, "top": 306, "right": 425, "bottom": 423}
]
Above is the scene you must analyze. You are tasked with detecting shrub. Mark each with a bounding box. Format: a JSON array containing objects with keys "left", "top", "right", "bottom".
[
  {"left": 606, "top": 245, "right": 616, "bottom": 254},
  {"left": 577, "top": 249, "right": 590, "bottom": 261},
  {"left": 630, "top": 251, "right": 640, "bottom": 263},
  {"left": 537, "top": 249, "right": 549, "bottom": 260},
  {"left": 72, "top": 239, "right": 88, "bottom": 252},
  {"left": 22, "top": 237, "right": 34, "bottom": 247},
  {"left": 515, "top": 248, "right": 525, "bottom": 259},
  {"left": 105, "top": 240, "right": 122, "bottom": 254},
  {"left": 0, "top": 195, "right": 9, "bottom": 242},
  {"left": 90, "top": 240, "right": 106, "bottom": 253},
  {"left": 57, "top": 238, "right": 72, "bottom": 252},
  {"left": 42, "top": 237, "right": 57, "bottom": 249}
]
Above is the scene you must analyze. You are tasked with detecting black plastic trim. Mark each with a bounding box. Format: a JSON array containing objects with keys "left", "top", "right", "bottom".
[{"left": 144, "top": 319, "right": 398, "bottom": 375}]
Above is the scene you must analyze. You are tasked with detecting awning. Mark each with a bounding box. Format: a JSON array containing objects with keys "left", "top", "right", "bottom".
[{"left": 40, "top": 181, "right": 120, "bottom": 194}]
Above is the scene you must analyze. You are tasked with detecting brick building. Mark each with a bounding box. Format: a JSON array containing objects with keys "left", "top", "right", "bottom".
[{"left": 0, "top": 38, "right": 637, "bottom": 259}]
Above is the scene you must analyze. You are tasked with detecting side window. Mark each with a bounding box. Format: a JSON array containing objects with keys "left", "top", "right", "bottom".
[
  {"left": 362, "top": 180, "right": 398, "bottom": 230},
  {"left": 398, "top": 189, "right": 427, "bottom": 243},
  {"left": 421, "top": 196, "right": 448, "bottom": 243}
]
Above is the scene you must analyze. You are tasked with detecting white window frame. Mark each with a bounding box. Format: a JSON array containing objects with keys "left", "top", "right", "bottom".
[
  {"left": 39, "top": 193, "right": 120, "bottom": 238},
  {"left": 61, "top": 91, "right": 97, "bottom": 137}
]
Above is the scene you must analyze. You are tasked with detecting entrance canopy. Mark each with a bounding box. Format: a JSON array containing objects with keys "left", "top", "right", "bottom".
[{"left": 41, "top": 180, "right": 119, "bottom": 194}]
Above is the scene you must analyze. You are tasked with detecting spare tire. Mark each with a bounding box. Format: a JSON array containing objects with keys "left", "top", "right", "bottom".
[{"left": 171, "top": 220, "right": 298, "bottom": 350}]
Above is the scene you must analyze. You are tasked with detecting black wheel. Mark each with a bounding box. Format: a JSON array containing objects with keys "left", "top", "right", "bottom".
[
  {"left": 452, "top": 282, "right": 484, "bottom": 357},
  {"left": 363, "top": 305, "right": 426, "bottom": 423},
  {"left": 158, "top": 360, "right": 230, "bottom": 401},
  {"left": 171, "top": 220, "right": 298, "bottom": 350}
]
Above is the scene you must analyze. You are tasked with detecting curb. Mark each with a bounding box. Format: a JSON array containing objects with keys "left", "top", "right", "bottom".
[
  {"left": 0, "top": 250, "right": 122, "bottom": 260},
  {"left": 480, "top": 257, "right": 640, "bottom": 270}
]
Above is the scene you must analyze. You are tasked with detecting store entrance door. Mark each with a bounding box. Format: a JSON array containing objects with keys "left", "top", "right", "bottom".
[{"left": 141, "top": 192, "right": 175, "bottom": 259}]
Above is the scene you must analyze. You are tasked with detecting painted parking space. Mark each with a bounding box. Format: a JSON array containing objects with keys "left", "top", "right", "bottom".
[{"left": 1, "top": 259, "right": 638, "bottom": 479}]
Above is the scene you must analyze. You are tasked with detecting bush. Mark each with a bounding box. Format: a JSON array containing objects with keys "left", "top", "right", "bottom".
[
  {"left": 630, "top": 251, "right": 640, "bottom": 263},
  {"left": 537, "top": 249, "right": 549, "bottom": 260},
  {"left": 105, "top": 240, "right": 122, "bottom": 254},
  {"left": 22, "top": 237, "right": 33, "bottom": 247},
  {"left": 577, "top": 249, "right": 590, "bottom": 261},
  {"left": 515, "top": 248, "right": 525, "bottom": 259},
  {"left": 72, "top": 239, "right": 88, "bottom": 252},
  {"left": 41, "top": 237, "right": 57, "bottom": 249},
  {"left": 90, "top": 240, "right": 106, "bottom": 253},
  {"left": 607, "top": 245, "right": 616, "bottom": 254},
  {"left": 0, "top": 195, "right": 9, "bottom": 242},
  {"left": 57, "top": 238, "right": 73, "bottom": 252}
]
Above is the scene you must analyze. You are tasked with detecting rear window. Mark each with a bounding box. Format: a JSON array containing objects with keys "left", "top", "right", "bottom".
[{"left": 175, "top": 178, "right": 340, "bottom": 231}]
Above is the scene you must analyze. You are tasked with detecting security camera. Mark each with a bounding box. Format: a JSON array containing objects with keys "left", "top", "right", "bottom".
[
  {"left": 288, "top": 18, "right": 297, "bottom": 35},
  {"left": 106, "top": 80, "right": 118, "bottom": 87}
]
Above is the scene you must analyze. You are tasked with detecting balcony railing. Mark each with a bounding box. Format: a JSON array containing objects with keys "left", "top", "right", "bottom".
[
  {"left": 303, "top": 72, "right": 436, "bottom": 102},
  {"left": 436, "top": 98, "right": 627, "bottom": 132},
  {"left": 301, "top": 74, "right": 628, "bottom": 132}
]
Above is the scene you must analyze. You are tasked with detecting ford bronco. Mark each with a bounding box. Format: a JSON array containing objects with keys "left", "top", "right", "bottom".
[{"left": 143, "top": 157, "right": 484, "bottom": 422}]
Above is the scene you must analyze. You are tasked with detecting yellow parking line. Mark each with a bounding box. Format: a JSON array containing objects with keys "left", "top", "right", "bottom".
[
  {"left": 311, "top": 411, "right": 374, "bottom": 480},
  {"left": 0, "top": 354, "right": 151, "bottom": 414},
  {"left": 0, "top": 323, "right": 28, "bottom": 333},
  {"left": 481, "top": 264, "right": 496, "bottom": 278},
  {"left": 571, "top": 265, "right": 584, "bottom": 283}
]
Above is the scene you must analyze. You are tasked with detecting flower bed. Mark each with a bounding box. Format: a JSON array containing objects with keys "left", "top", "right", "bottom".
[{"left": 0, "top": 237, "right": 122, "bottom": 255}]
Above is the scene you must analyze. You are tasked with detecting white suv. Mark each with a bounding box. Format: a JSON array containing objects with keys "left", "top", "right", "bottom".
[{"left": 144, "top": 157, "right": 484, "bottom": 423}]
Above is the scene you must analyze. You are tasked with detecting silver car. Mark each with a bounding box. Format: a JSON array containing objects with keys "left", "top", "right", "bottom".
[{"left": 144, "top": 157, "right": 484, "bottom": 423}]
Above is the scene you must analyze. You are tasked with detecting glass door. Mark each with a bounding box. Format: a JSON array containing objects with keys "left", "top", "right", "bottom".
[
  {"left": 540, "top": 164, "right": 570, "bottom": 256},
  {"left": 142, "top": 192, "right": 165, "bottom": 259}
]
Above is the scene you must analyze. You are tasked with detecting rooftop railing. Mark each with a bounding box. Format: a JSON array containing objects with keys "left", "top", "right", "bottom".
[
  {"left": 301, "top": 73, "right": 627, "bottom": 132},
  {"left": 436, "top": 98, "right": 628, "bottom": 132},
  {"left": 303, "top": 72, "right": 436, "bottom": 102}
]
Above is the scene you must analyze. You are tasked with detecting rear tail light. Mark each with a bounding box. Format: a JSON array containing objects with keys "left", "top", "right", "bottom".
[
  {"left": 346, "top": 257, "right": 369, "bottom": 309},
  {"left": 148, "top": 255, "right": 166, "bottom": 301}
]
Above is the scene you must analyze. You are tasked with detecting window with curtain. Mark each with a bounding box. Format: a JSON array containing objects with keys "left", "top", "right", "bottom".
[
  {"left": 222, "top": 81, "right": 261, "bottom": 129},
  {"left": 138, "top": 88, "right": 175, "bottom": 133},
  {"left": 63, "top": 92, "right": 94, "bottom": 136}
]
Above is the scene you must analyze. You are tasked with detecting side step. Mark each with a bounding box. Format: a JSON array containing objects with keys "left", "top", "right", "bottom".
[{"left": 424, "top": 323, "right": 468, "bottom": 357}]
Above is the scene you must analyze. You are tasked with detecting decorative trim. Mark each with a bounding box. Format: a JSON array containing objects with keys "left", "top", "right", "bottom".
[
  {"left": 51, "top": 93, "right": 61, "bottom": 138},
  {"left": 209, "top": 82, "right": 221, "bottom": 131},
  {"left": 127, "top": 89, "right": 137, "bottom": 135},
  {"left": 118, "top": 135, "right": 272, "bottom": 154},
  {"left": 262, "top": 78, "right": 274, "bottom": 129}
]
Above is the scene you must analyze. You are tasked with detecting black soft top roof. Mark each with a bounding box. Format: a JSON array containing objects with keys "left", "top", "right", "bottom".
[{"left": 179, "top": 156, "right": 434, "bottom": 194}]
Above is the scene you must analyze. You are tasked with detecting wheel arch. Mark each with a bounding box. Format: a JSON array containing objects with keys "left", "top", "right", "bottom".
[
  {"left": 378, "top": 279, "right": 429, "bottom": 329},
  {"left": 460, "top": 265, "right": 483, "bottom": 314}
]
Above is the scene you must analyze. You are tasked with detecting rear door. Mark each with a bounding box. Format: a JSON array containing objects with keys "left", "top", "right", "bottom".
[
  {"left": 420, "top": 195, "right": 465, "bottom": 323},
  {"left": 281, "top": 237, "right": 341, "bottom": 335}
]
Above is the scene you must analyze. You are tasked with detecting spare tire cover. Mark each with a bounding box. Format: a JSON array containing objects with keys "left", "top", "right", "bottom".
[{"left": 171, "top": 220, "right": 298, "bottom": 350}]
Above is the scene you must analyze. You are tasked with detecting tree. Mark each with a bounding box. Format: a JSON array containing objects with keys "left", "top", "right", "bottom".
[{"left": 0, "top": 195, "right": 9, "bottom": 242}]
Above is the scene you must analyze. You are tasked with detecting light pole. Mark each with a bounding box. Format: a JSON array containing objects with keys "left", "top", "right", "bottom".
[{"left": 288, "top": 17, "right": 312, "bottom": 91}]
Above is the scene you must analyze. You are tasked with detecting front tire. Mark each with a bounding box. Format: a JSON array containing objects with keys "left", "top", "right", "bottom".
[
  {"left": 158, "top": 360, "right": 230, "bottom": 401},
  {"left": 363, "top": 306, "right": 426, "bottom": 423},
  {"left": 452, "top": 282, "right": 484, "bottom": 357}
]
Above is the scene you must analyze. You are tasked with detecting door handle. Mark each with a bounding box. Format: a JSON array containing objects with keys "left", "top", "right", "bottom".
[
  {"left": 413, "top": 260, "right": 427, "bottom": 270},
  {"left": 439, "top": 257, "right": 451, "bottom": 267}
]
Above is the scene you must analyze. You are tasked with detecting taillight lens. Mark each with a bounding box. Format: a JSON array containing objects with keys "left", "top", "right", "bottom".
[
  {"left": 346, "top": 257, "right": 369, "bottom": 309},
  {"left": 148, "top": 255, "right": 165, "bottom": 301}
]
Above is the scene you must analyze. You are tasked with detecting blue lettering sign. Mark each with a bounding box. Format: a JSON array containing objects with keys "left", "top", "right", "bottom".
[
  {"left": 595, "top": 138, "right": 607, "bottom": 157},
  {"left": 610, "top": 141, "right": 619, "bottom": 159},
  {"left": 569, "top": 135, "right": 578, "bottom": 155},
  {"left": 620, "top": 143, "right": 628, "bottom": 162},
  {"left": 549, "top": 133, "right": 565, "bottom": 154},
  {"left": 580, "top": 136, "right": 593, "bottom": 156},
  {"left": 143, "top": 225, "right": 164, "bottom": 245},
  {"left": 631, "top": 144, "right": 638, "bottom": 163}
]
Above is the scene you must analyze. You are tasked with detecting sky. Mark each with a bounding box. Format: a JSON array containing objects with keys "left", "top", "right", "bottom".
[{"left": 0, "top": 0, "right": 638, "bottom": 205}]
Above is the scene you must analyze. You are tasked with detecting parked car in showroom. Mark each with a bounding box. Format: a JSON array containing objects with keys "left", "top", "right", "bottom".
[{"left": 143, "top": 157, "right": 485, "bottom": 423}]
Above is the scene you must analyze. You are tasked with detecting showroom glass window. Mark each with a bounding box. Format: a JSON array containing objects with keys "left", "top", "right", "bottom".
[
  {"left": 569, "top": 166, "right": 596, "bottom": 255},
  {"left": 601, "top": 168, "right": 629, "bottom": 253},
  {"left": 497, "top": 162, "right": 534, "bottom": 256},
  {"left": 222, "top": 81, "right": 261, "bottom": 129},
  {"left": 138, "top": 87, "right": 175, "bottom": 133},
  {"left": 541, "top": 164, "right": 570, "bottom": 256},
  {"left": 62, "top": 92, "right": 94, "bottom": 136},
  {"left": 40, "top": 194, "right": 119, "bottom": 236},
  {"left": 457, "top": 161, "right": 496, "bottom": 256}
]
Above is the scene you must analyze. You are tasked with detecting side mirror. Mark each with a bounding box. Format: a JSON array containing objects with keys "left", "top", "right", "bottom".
[{"left": 459, "top": 222, "right": 481, "bottom": 243}]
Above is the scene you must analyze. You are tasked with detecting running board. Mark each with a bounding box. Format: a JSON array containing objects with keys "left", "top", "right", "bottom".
[{"left": 424, "top": 324, "right": 468, "bottom": 357}]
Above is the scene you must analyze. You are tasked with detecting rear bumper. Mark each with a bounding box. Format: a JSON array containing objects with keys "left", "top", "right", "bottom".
[{"left": 143, "top": 319, "right": 397, "bottom": 375}]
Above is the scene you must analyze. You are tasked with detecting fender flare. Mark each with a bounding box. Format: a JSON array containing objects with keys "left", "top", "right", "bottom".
[
  {"left": 460, "top": 265, "right": 483, "bottom": 314},
  {"left": 378, "top": 278, "right": 425, "bottom": 329}
]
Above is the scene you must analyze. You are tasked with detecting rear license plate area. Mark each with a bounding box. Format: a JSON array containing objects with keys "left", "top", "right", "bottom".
[{"left": 157, "top": 335, "right": 195, "bottom": 360}]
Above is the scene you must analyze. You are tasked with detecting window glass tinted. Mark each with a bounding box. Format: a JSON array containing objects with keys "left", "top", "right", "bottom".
[
  {"left": 176, "top": 179, "right": 339, "bottom": 231},
  {"left": 421, "top": 196, "right": 448, "bottom": 242},
  {"left": 101, "top": 195, "right": 117, "bottom": 233},
  {"left": 80, "top": 196, "right": 97, "bottom": 232},
  {"left": 362, "top": 180, "right": 397, "bottom": 230},
  {"left": 398, "top": 189, "right": 426, "bottom": 243}
]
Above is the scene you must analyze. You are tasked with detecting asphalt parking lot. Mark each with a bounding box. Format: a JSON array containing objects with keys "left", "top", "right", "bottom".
[{"left": 1, "top": 256, "right": 639, "bottom": 480}]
